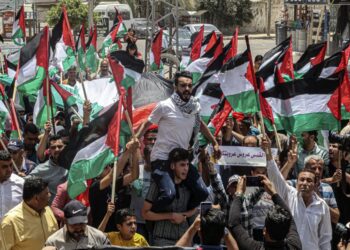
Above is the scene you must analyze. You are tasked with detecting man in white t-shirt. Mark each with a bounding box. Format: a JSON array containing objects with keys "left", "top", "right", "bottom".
[{"left": 136, "top": 70, "right": 220, "bottom": 210}]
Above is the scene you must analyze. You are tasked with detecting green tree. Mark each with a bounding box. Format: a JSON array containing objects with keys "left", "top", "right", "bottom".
[
  {"left": 46, "top": 0, "right": 88, "bottom": 30},
  {"left": 199, "top": 0, "right": 253, "bottom": 28}
]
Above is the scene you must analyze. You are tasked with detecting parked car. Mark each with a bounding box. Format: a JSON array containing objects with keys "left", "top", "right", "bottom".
[
  {"left": 162, "top": 28, "right": 192, "bottom": 54},
  {"left": 183, "top": 23, "right": 221, "bottom": 37},
  {"left": 132, "top": 18, "right": 149, "bottom": 38}
]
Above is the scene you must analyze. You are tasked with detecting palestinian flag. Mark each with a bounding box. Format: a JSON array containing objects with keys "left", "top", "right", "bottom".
[
  {"left": 33, "top": 79, "right": 56, "bottom": 128},
  {"left": 190, "top": 25, "right": 204, "bottom": 62},
  {"left": 12, "top": 5, "right": 26, "bottom": 46},
  {"left": 101, "top": 22, "right": 126, "bottom": 58},
  {"left": 258, "top": 77, "right": 275, "bottom": 130},
  {"left": 77, "top": 78, "right": 119, "bottom": 117},
  {"left": 62, "top": 101, "right": 130, "bottom": 198},
  {"left": 262, "top": 71, "right": 344, "bottom": 133},
  {"left": 132, "top": 102, "right": 157, "bottom": 131},
  {"left": 50, "top": 6, "right": 76, "bottom": 73},
  {"left": 150, "top": 29, "right": 163, "bottom": 72},
  {"left": 76, "top": 24, "right": 86, "bottom": 71},
  {"left": 85, "top": 25, "right": 99, "bottom": 73},
  {"left": 208, "top": 96, "right": 232, "bottom": 136},
  {"left": 51, "top": 80, "right": 79, "bottom": 107},
  {"left": 256, "top": 37, "right": 291, "bottom": 90},
  {"left": 294, "top": 42, "right": 327, "bottom": 77},
  {"left": 0, "top": 86, "right": 9, "bottom": 134},
  {"left": 186, "top": 35, "right": 223, "bottom": 85},
  {"left": 16, "top": 26, "right": 49, "bottom": 95},
  {"left": 223, "top": 28, "right": 238, "bottom": 64},
  {"left": 275, "top": 38, "right": 294, "bottom": 83},
  {"left": 194, "top": 41, "right": 238, "bottom": 124},
  {"left": 0, "top": 58, "right": 17, "bottom": 86},
  {"left": 198, "top": 82, "right": 222, "bottom": 123},
  {"left": 201, "top": 31, "right": 217, "bottom": 56},
  {"left": 219, "top": 49, "right": 259, "bottom": 114},
  {"left": 109, "top": 50, "right": 145, "bottom": 89}
]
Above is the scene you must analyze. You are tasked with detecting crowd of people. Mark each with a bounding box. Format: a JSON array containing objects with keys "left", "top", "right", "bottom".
[{"left": 0, "top": 33, "right": 350, "bottom": 250}]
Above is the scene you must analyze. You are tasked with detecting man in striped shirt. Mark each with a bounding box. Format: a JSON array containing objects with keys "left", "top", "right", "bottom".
[{"left": 141, "top": 148, "right": 198, "bottom": 246}]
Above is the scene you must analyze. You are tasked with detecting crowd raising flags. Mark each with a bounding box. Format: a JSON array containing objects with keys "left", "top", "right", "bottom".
[{"left": 1, "top": 3, "right": 350, "bottom": 199}]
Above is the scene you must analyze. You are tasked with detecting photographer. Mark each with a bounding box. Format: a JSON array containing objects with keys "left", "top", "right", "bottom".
[
  {"left": 337, "top": 222, "right": 350, "bottom": 250},
  {"left": 228, "top": 175, "right": 301, "bottom": 250}
]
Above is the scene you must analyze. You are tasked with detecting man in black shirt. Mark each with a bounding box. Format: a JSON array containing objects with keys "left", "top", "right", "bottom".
[{"left": 89, "top": 139, "right": 140, "bottom": 232}]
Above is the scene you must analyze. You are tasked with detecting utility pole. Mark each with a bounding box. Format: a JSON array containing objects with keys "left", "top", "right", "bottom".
[
  {"left": 88, "top": 0, "right": 94, "bottom": 29},
  {"left": 267, "top": 0, "right": 272, "bottom": 37}
]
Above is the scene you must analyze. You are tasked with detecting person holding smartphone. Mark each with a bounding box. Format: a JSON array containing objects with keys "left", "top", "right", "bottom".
[{"left": 228, "top": 175, "right": 302, "bottom": 250}]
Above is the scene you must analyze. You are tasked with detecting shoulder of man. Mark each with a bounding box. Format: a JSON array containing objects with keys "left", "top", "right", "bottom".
[
  {"left": 86, "top": 225, "right": 110, "bottom": 244},
  {"left": 45, "top": 227, "right": 64, "bottom": 245}
]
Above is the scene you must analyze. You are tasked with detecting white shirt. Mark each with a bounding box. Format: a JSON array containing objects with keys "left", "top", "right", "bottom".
[
  {"left": 267, "top": 160, "right": 332, "bottom": 250},
  {"left": 148, "top": 98, "right": 196, "bottom": 161},
  {"left": 0, "top": 173, "right": 24, "bottom": 221}
]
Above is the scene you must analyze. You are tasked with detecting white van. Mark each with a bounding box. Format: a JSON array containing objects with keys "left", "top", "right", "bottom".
[{"left": 94, "top": 2, "right": 134, "bottom": 34}]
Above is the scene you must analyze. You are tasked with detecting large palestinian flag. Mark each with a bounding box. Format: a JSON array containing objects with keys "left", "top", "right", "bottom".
[
  {"left": 16, "top": 26, "right": 49, "bottom": 95},
  {"left": 150, "top": 29, "right": 163, "bottom": 72},
  {"left": 219, "top": 49, "right": 259, "bottom": 114},
  {"left": 61, "top": 101, "right": 130, "bottom": 198},
  {"left": 262, "top": 71, "right": 344, "bottom": 133},
  {"left": 109, "top": 50, "right": 145, "bottom": 89},
  {"left": 50, "top": 6, "right": 76, "bottom": 73},
  {"left": 12, "top": 5, "right": 26, "bottom": 46}
]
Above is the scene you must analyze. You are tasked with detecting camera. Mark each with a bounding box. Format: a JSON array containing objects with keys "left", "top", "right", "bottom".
[
  {"left": 329, "top": 131, "right": 350, "bottom": 152},
  {"left": 335, "top": 222, "right": 350, "bottom": 242}
]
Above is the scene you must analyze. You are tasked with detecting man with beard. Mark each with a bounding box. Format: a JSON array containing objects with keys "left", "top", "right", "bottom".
[
  {"left": 27, "top": 135, "right": 67, "bottom": 204},
  {"left": 295, "top": 131, "right": 329, "bottom": 177},
  {"left": 23, "top": 123, "right": 40, "bottom": 163},
  {"left": 262, "top": 136, "right": 332, "bottom": 250},
  {"left": 45, "top": 200, "right": 109, "bottom": 248},
  {"left": 136, "top": 70, "right": 220, "bottom": 209}
]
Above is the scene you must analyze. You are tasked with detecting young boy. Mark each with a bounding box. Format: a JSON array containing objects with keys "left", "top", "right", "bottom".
[{"left": 106, "top": 208, "right": 149, "bottom": 247}]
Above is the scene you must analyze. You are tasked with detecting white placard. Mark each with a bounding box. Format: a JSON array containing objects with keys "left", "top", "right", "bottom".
[{"left": 209, "top": 146, "right": 266, "bottom": 167}]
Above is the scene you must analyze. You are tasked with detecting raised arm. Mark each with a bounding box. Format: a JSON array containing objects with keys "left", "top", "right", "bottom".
[{"left": 262, "top": 136, "right": 295, "bottom": 201}]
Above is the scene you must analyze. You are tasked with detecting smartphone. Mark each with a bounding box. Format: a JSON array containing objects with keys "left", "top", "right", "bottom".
[
  {"left": 200, "top": 202, "right": 212, "bottom": 217},
  {"left": 246, "top": 176, "right": 264, "bottom": 187}
]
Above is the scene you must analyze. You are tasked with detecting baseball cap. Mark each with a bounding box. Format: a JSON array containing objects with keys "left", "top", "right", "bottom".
[
  {"left": 63, "top": 200, "right": 88, "bottom": 225},
  {"left": 226, "top": 175, "right": 239, "bottom": 190},
  {"left": 7, "top": 139, "right": 24, "bottom": 151}
]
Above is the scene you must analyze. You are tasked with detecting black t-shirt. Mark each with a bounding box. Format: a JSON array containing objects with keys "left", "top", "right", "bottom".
[{"left": 89, "top": 176, "right": 132, "bottom": 232}]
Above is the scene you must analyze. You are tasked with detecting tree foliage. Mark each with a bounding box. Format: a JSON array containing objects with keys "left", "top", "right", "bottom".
[
  {"left": 200, "top": 0, "right": 253, "bottom": 27},
  {"left": 46, "top": 0, "right": 88, "bottom": 30}
]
